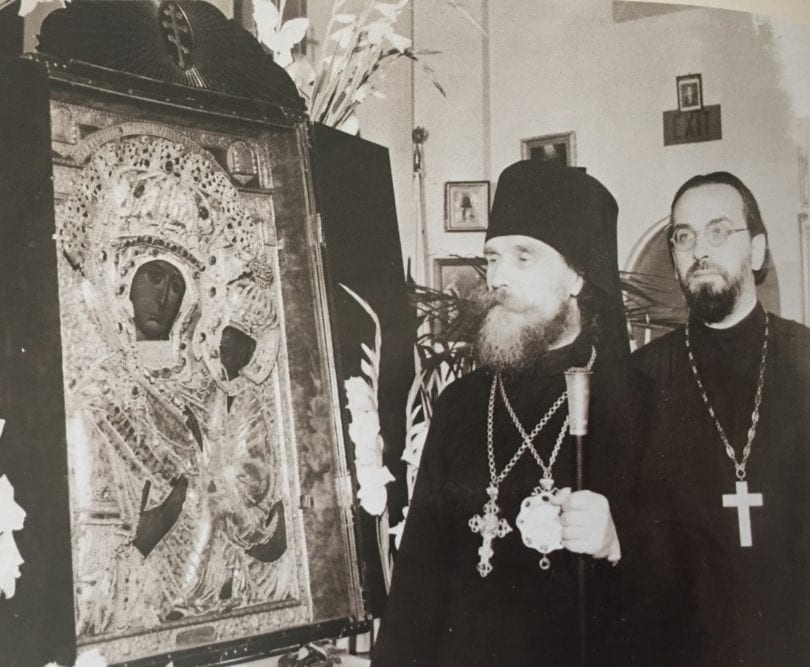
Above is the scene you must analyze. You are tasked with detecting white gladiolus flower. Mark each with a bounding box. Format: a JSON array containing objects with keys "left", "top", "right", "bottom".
[
  {"left": 345, "top": 376, "right": 377, "bottom": 412},
  {"left": 375, "top": 1, "right": 409, "bottom": 22},
  {"left": 0, "top": 532, "right": 23, "bottom": 599},
  {"left": 0, "top": 475, "right": 26, "bottom": 600},
  {"left": 355, "top": 464, "right": 395, "bottom": 516},
  {"left": 0, "top": 476, "right": 25, "bottom": 533},
  {"left": 18, "top": 0, "right": 68, "bottom": 17},
  {"left": 366, "top": 19, "right": 393, "bottom": 46},
  {"left": 385, "top": 32, "right": 412, "bottom": 52},
  {"left": 253, "top": 0, "right": 309, "bottom": 69},
  {"left": 350, "top": 421, "right": 383, "bottom": 465}
]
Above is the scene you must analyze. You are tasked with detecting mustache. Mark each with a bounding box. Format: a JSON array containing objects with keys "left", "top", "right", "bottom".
[
  {"left": 476, "top": 288, "right": 505, "bottom": 309},
  {"left": 476, "top": 287, "right": 527, "bottom": 312},
  {"left": 685, "top": 258, "right": 729, "bottom": 281}
]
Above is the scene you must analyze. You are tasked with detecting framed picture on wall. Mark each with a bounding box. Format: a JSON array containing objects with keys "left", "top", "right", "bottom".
[
  {"left": 434, "top": 256, "right": 487, "bottom": 298},
  {"left": 444, "top": 181, "right": 490, "bottom": 232},
  {"left": 432, "top": 256, "right": 487, "bottom": 337},
  {"left": 520, "top": 131, "right": 576, "bottom": 166},
  {"left": 677, "top": 73, "right": 703, "bottom": 111}
]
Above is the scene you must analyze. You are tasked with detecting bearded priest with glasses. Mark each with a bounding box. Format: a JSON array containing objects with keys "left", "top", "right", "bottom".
[
  {"left": 630, "top": 172, "right": 810, "bottom": 665},
  {"left": 372, "top": 160, "right": 649, "bottom": 666}
]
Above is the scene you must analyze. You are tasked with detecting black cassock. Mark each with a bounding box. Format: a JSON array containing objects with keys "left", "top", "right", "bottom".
[
  {"left": 373, "top": 337, "right": 647, "bottom": 666},
  {"left": 630, "top": 304, "right": 810, "bottom": 666}
]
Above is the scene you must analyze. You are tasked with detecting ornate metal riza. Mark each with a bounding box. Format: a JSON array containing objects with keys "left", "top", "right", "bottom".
[
  {"left": 0, "top": 2, "right": 366, "bottom": 663},
  {"left": 52, "top": 113, "right": 315, "bottom": 661}
]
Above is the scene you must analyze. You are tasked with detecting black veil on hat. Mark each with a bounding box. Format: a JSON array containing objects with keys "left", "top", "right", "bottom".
[{"left": 486, "top": 159, "right": 629, "bottom": 360}]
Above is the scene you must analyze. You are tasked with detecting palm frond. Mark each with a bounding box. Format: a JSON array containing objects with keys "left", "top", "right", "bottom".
[{"left": 340, "top": 283, "right": 382, "bottom": 395}]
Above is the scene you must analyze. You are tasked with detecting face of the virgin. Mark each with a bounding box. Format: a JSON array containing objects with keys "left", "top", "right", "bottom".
[{"left": 129, "top": 260, "right": 186, "bottom": 341}]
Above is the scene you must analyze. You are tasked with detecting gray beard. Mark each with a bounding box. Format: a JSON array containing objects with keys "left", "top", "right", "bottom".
[
  {"left": 475, "top": 292, "right": 571, "bottom": 374},
  {"left": 681, "top": 260, "right": 745, "bottom": 323}
]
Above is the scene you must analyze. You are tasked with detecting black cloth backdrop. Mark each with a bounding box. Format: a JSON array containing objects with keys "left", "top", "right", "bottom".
[
  {"left": 311, "top": 124, "right": 417, "bottom": 616},
  {"left": 0, "top": 2, "right": 23, "bottom": 57},
  {"left": 0, "top": 57, "right": 76, "bottom": 667},
  {"left": 630, "top": 304, "right": 810, "bottom": 665}
]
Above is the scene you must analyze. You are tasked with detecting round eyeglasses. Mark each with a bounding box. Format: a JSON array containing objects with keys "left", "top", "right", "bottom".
[{"left": 670, "top": 220, "right": 749, "bottom": 251}]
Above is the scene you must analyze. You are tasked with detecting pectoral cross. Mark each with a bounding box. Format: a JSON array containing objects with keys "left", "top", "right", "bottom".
[
  {"left": 468, "top": 485, "right": 512, "bottom": 577},
  {"left": 722, "top": 480, "right": 763, "bottom": 547}
]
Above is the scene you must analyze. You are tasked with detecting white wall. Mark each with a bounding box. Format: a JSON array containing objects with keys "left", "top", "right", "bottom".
[
  {"left": 485, "top": 1, "right": 808, "bottom": 320},
  {"left": 377, "top": 0, "right": 810, "bottom": 320},
  {"left": 409, "top": 0, "right": 489, "bottom": 282},
  {"left": 313, "top": 0, "right": 810, "bottom": 320}
]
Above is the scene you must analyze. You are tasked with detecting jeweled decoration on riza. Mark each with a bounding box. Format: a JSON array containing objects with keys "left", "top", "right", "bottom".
[{"left": 55, "top": 133, "right": 305, "bottom": 640}]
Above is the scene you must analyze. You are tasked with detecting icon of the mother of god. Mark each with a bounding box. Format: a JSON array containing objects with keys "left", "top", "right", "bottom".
[
  {"left": 130, "top": 260, "right": 187, "bottom": 341},
  {"left": 57, "top": 134, "right": 299, "bottom": 641}
]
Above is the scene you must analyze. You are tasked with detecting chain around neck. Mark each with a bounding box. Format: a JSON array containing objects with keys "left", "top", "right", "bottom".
[
  {"left": 498, "top": 377, "right": 568, "bottom": 481},
  {"left": 684, "top": 313, "right": 769, "bottom": 481},
  {"left": 485, "top": 346, "right": 596, "bottom": 489}
]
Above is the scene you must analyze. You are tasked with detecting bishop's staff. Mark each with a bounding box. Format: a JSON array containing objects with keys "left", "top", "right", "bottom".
[{"left": 565, "top": 364, "right": 593, "bottom": 667}]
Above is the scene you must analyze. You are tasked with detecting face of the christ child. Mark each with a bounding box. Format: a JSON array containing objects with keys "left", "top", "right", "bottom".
[
  {"left": 129, "top": 259, "right": 187, "bottom": 341},
  {"left": 477, "top": 234, "right": 583, "bottom": 372},
  {"left": 219, "top": 325, "right": 257, "bottom": 380},
  {"left": 670, "top": 183, "right": 766, "bottom": 324}
]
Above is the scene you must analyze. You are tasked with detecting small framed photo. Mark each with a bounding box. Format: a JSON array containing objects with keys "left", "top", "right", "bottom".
[
  {"left": 677, "top": 73, "right": 703, "bottom": 112},
  {"left": 444, "top": 181, "right": 490, "bottom": 232},
  {"left": 434, "top": 256, "right": 487, "bottom": 298},
  {"left": 521, "top": 131, "right": 576, "bottom": 166},
  {"left": 432, "top": 256, "right": 487, "bottom": 337}
]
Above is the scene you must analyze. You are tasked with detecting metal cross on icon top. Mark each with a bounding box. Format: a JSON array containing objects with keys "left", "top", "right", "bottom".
[
  {"left": 469, "top": 485, "right": 512, "bottom": 577},
  {"left": 722, "top": 480, "right": 763, "bottom": 547},
  {"left": 160, "top": 2, "right": 194, "bottom": 70}
]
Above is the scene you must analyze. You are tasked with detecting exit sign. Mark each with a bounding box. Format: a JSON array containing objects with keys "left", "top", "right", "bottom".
[{"left": 663, "top": 105, "right": 722, "bottom": 145}]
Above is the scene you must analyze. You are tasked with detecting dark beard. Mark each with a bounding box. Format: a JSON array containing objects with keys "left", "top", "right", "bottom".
[
  {"left": 681, "top": 261, "right": 743, "bottom": 323},
  {"left": 684, "top": 283, "right": 738, "bottom": 323},
  {"left": 474, "top": 291, "right": 570, "bottom": 373}
]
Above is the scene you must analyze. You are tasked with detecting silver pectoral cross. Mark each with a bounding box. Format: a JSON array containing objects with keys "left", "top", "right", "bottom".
[
  {"left": 722, "top": 480, "right": 763, "bottom": 547},
  {"left": 468, "top": 485, "right": 512, "bottom": 577}
]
